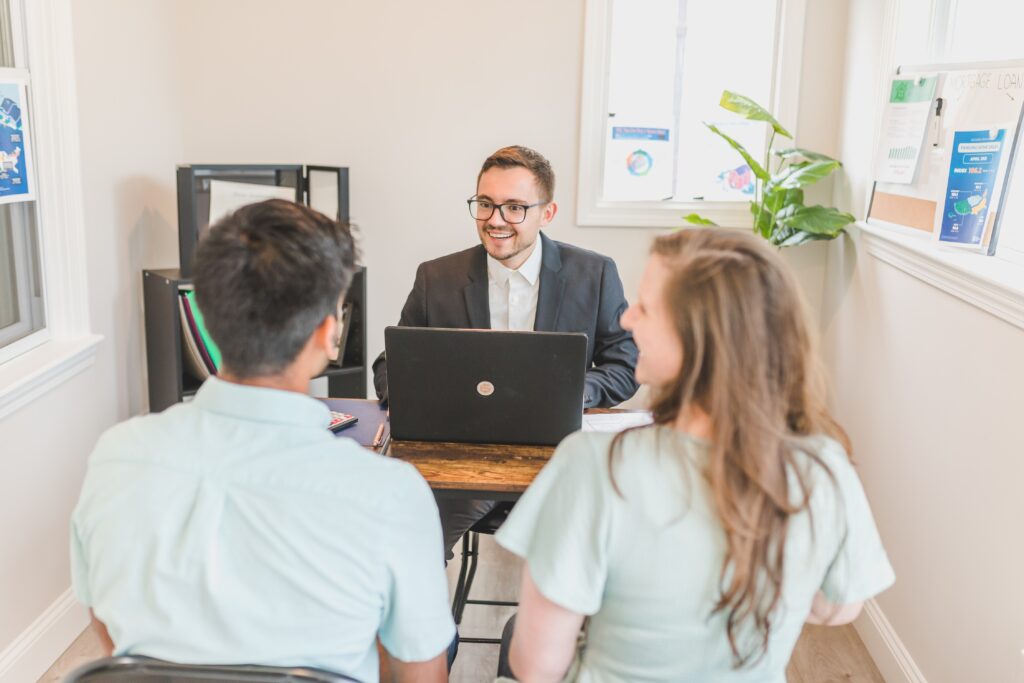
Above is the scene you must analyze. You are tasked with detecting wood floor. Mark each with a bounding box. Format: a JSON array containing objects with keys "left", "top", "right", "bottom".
[{"left": 38, "top": 536, "right": 884, "bottom": 682}]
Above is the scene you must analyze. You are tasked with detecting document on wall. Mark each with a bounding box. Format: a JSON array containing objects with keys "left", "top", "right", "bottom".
[
  {"left": 0, "top": 80, "right": 34, "bottom": 204},
  {"left": 938, "top": 128, "right": 1007, "bottom": 247},
  {"left": 602, "top": 122, "right": 675, "bottom": 201},
  {"left": 582, "top": 411, "right": 653, "bottom": 433},
  {"left": 207, "top": 179, "right": 296, "bottom": 226},
  {"left": 874, "top": 74, "right": 938, "bottom": 184}
]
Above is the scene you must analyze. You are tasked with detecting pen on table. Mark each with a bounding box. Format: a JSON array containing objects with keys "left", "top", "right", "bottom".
[{"left": 372, "top": 422, "right": 385, "bottom": 448}]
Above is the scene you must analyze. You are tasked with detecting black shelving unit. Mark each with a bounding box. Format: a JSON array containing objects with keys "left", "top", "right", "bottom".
[{"left": 143, "top": 266, "right": 367, "bottom": 413}]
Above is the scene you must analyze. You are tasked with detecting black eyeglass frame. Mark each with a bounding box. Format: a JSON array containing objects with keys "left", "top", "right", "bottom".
[{"left": 466, "top": 196, "right": 543, "bottom": 224}]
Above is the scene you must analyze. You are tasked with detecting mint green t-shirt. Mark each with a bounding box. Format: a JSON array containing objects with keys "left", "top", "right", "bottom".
[
  {"left": 70, "top": 378, "right": 455, "bottom": 682},
  {"left": 495, "top": 427, "right": 894, "bottom": 683}
]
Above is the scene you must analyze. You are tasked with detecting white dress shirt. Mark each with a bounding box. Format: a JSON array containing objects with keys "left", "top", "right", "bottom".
[{"left": 487, "top": 238, "right": 543, "bottom": 331}]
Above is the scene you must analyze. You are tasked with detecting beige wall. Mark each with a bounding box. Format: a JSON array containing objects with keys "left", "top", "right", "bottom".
[
  {"left": 173, "top": 0, "right": 665, "bottom": 372},
  {"left": 828, "top": 2, "right": 1024, "bottom": 681},
  {"left": 1, "top": 0, "right": 850, "bottom": 678}
]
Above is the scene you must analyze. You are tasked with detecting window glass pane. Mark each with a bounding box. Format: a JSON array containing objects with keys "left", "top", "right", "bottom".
[
  {"left": 997, "top": 147, "right": 1024, "bottom": 260},
  {"left": 0, "top": 201, "right": 45, "bottom": 346},
  {"left": 602, "top": 0, "right": 777, "bottom": 203},
  {"left": 929, "top": 0, "right": 1024, "bottom": 260},
  {"left": 941, "top": 1, "right": 1024, "bottom": 64},
  {"left": 0, "top": 0, "right": 14, "bottom": 69},
  {"left": 0, "top": 220, "right": 15, "bottom": 327}
]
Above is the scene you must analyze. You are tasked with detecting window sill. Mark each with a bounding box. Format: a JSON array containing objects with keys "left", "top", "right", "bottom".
[
  {"left": 858, "top": 221, "right": 1024, "bottom": 331},
  {"left": 0, "top": 334, "right": 104, "bottom": 421},
  {"left": 576, "top": 199, "right": 753, "bottom": 229}
]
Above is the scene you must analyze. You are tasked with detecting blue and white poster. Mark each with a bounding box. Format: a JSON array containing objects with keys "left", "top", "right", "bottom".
[
  {"left": 939, "top": 129, "right": 1005, "bottom": 246},
  {"left": 0, "top": 81, "right": 32, "bottom": 204},
  {"left": 602, "top": 120, "right": 674, "bottom": 201}
]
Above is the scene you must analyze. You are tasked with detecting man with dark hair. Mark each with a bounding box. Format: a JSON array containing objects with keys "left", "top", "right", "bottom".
[
  {"left": 71, "top": 200, "right": 454, "bottom": 683},
  {"left": 373, "top": 146, "right": 639, "bottom": 559}
]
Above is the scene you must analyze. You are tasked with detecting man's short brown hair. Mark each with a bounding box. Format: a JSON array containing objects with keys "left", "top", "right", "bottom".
[{"left": 477, "top": 145, "right": 555, "bottom": 204}]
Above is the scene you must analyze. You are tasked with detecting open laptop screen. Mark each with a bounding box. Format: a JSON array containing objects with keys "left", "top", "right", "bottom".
[{"left": 384, "top": 327, "right": 587, "bottom": 446}]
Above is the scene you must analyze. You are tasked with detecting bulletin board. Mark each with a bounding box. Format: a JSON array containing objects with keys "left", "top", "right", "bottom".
[{"left": 867, "top": 60, "right": 1024, "bottom": 254}]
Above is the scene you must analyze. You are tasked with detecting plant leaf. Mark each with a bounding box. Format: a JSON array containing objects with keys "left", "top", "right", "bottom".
[
  {"left": 773, "top": 147, "right": 839, "bottom": 163},
  {"left": 774, "top": 230, "right": 837, "bottom": 247},
  {"left": 704, "top": 122, "right": 769, "bottom": 181},
  {"left": 764, "top": 187, "right": 803, "bottom": 215},
  {"left": 773, "top": 159, "right": 841, "bottom": 189},
  {"left": 751, "top": 201, "right": 773, "bottom": 238},
  {"left": 682, "top": 213, "right": 717, "bottom": 226},
  {"left": 719, "top": 91, "right": 792, "bottom": 138},
  {"left": 774, "top": 205, "right": 854, "bottom": 236}
]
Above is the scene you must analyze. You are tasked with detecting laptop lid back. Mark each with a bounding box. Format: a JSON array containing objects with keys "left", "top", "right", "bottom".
[{"left": 385, "top": 327, "right": 587, "bottom": 446}]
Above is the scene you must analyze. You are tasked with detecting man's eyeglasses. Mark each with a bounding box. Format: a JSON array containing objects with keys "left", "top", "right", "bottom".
[{"left": 467, "top": 197, "right": 542, "bottom": 225}]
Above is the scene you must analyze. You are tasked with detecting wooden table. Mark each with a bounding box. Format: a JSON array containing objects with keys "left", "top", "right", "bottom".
[
  {"left": 384, "top": 439, "right": 555, "bottom": 501},
  {"left": 322, "top": 398, "right": 624, "bottom": 500}
]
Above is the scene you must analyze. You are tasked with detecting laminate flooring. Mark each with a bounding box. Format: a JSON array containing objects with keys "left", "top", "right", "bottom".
[{"left": 37, "top": 536, "right": 883, "bottom": 682}]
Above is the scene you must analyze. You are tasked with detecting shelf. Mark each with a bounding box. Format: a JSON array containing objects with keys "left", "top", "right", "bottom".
[
  {"left": 145, "top": 267, "right": 368, "bottom": 412},
  {"left": 319, "top": 364, "right": 365, "bottom": 378},
  {"left": 179, "top": 366, "right": 365, "bottom": 398}
]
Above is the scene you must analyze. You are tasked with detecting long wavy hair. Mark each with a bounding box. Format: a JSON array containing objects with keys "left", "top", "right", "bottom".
[{"left": 611, "top": 228, "right": 850, "bottom": 667}]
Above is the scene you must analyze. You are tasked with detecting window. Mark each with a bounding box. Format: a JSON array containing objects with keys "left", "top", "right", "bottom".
[
  {"left": 577, "top": 0, "right": 805, "bottom": 227},
  {"left": 0, "top": 0, "right": 98, "bottom": 417},
  {"left": 891, "top": 0, "right": 1024, "bottom": 265},
  {"left": 0, "top": 0, "right": 46, "bottom": 363},
  {"left": 0, "top": 203, "right": 44, "bottom": 350}
]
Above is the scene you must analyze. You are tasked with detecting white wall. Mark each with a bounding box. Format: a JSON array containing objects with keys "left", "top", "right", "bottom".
[
  {"left": 826, "top": 2, "right": 1024, "bottom": 681},
  {"left": 171, "top": 0, "right": 665, "bottom": 370},
  {"left": 0, "top": 0, "right": 850, "bottom": 678},
  {"left": 0, "top": 3, "right": 189, "bottom": 680}
]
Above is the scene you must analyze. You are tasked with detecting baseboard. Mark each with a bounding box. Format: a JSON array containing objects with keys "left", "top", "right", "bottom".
[
  {"left": 854, "top": 599, "right": 928, "bottom": 683},
  {"left": 0, "top": 588, "right": 89, "bottom": 683}
]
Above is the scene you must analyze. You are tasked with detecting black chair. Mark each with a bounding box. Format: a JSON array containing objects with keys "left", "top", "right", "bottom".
[
  {"left": 450, "top": 502, "right": 518, "bottom": 645},
  {"left": 64, "top": 656, "right": 360, "bottom": 682}
]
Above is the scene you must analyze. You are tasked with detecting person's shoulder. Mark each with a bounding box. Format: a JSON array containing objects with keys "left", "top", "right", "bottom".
[
  {"left": 550, "top": 429, "right": 618, "bottom": 480},
  {"left": 417, "top": 245, "right": 482, "bottom": 277},
  {"left": 547, "top": 237, "right": 617, "bottom": 270},
  {"left": 789, "top": 434, "right": 862, "bottom": 498},
  {"left": 793, "top": 434, "right": 853, "bottom": 472},
  {"left": 89, "top": 402, "right": 194, "bottom": 464},
  {"left": 296, "top": 439, "right": 433, "bottom": 503}
]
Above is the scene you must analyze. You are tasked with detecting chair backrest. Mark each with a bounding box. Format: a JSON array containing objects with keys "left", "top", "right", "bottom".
[{"left": 64, "top": 656, "right": 360, "bottom": 683}]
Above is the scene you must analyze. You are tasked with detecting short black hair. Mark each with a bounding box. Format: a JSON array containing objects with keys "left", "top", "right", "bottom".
[{"left": 193, "top": 199, "right": 356, "bottom": 378}]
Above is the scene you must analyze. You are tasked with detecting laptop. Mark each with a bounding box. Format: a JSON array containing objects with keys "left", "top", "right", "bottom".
[{"left": 384, "top": 326, "right": 588, "bottom": 446}]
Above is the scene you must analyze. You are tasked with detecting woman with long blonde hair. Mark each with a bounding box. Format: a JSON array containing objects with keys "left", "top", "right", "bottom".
[{"left": 495, "top": 228, "right": 894, "bottom": 682}]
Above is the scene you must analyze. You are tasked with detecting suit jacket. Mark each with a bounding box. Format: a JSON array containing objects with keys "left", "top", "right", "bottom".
[{"left": 373, "top": 232, "right": 639, "bottom": 408}]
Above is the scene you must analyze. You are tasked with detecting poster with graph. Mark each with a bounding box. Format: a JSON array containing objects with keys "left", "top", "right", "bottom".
[
  {"left": 939, "top": 128, "right": 1006, "bottom": 246},
  {"left": 874, "top": 75, "right": 937, "bottom": 184}
]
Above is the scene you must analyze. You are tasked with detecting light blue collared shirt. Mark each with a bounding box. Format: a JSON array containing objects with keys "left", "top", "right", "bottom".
[
  {"left": 71, "top": 377, "right": 454, "bottom": 682},
  {"left": 496, "top": 427, "right": 894, "bottom": 682}
]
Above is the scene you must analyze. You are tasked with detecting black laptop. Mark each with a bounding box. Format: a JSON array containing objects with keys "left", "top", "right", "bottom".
[{"left": 384, "top": 327, "right": 588, "bottom": 446}]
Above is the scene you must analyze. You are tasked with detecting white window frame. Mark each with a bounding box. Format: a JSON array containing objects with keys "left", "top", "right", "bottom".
[
  {"left": 576, "top": 0, "right": 809, "bottom": 228},
  {"left": 0, "top": 201, "right": 46, "bottom": 349},
  {"left": 0, "top": 0, "right": 101, "bottom": 420}
]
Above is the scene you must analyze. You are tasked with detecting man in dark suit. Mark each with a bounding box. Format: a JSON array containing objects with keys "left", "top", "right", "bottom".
[{"left": 373, "top": 145, "right": 638, "bottom": 557}]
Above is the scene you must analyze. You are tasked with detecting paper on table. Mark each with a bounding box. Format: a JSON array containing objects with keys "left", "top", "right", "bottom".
[
  {"left": 582, "top": 412, "right": 653, "bottom": 432},
  {"left": 208, "top": 179, "right": 296, "bottom": 226}
]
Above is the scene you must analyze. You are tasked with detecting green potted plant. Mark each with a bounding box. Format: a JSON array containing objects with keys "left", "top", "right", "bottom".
[{"left": 684, "top": 91, "right": 853, "bottom": 247}]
